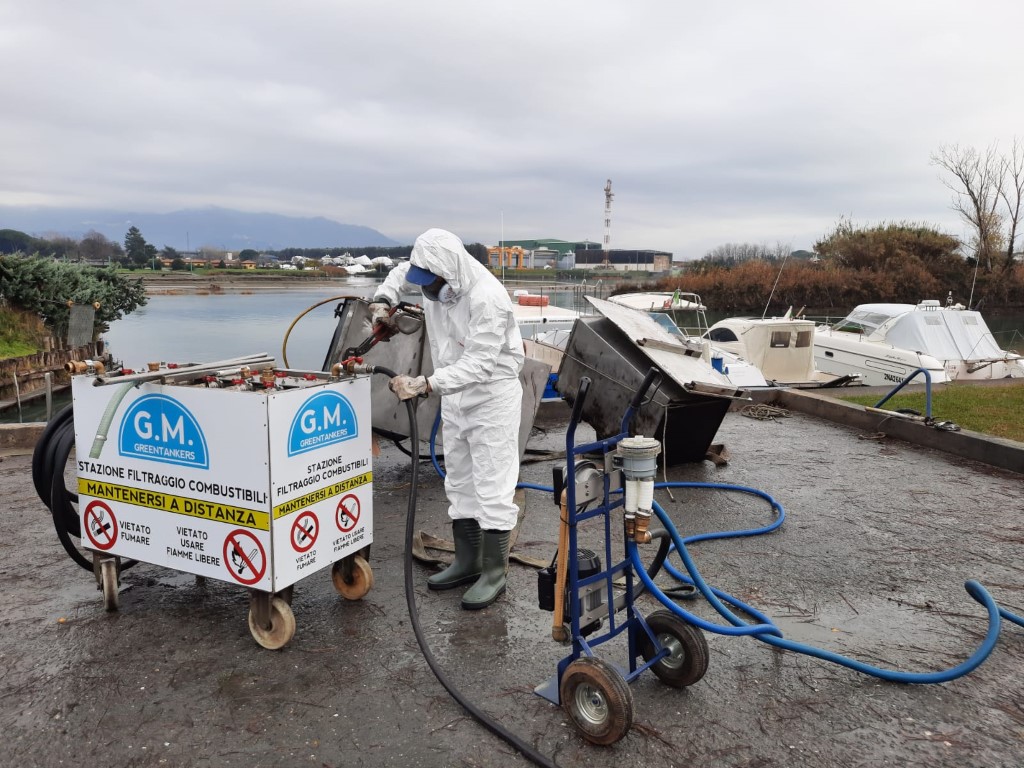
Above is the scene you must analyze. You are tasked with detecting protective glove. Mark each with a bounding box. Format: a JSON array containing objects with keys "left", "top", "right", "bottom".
[
  {"left": 368, "top": 301, "right": 392, "bottom": 327},
  {"left": 389, "top": 374, "right": 429, "bottom": 400}
]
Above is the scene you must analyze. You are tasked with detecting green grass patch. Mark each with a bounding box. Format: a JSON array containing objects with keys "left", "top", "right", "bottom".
[
  {"left": 839, "top": 384, "right": 1024, "bottom": 442},
  {"left": 0, "top": 307, "right": 43, "bottom": 359}
]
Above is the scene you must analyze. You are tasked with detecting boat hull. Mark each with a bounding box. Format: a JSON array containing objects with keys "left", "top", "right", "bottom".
[{"left": 813, "top": 329, "right": 950, "bottom": 386}]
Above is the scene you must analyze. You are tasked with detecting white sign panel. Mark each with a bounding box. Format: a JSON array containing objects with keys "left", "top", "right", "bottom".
[
  {"left": 72, "top": 374, "right": 374, "bottom": 592},
  {"left": 268, "top": 376, "right": 374, "bottom": 590}
]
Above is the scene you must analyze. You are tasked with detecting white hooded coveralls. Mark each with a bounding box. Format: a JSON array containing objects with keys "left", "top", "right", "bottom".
[{"left": 374, "top": 229, "right": 525, "bottom": 531}]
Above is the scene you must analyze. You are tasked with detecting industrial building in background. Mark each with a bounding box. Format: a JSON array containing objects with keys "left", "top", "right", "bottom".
[
  {"left": 492, "top": 239, "right": 672, "bottom": 273},
  {"left": 488, "top": 180, "right": 673, "bottom": 273}
]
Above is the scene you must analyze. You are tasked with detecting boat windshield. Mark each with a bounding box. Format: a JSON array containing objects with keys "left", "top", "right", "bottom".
[
  {"left": 649, "top": 312, "right": 685, "bottom": 337},
  {"left": 831, "top": 309, "right": 895, "bottom": 334}
]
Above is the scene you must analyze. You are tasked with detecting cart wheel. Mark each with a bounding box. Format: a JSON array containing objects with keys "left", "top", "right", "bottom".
[
  {"left": 559, "top": 657, "right": 633, "bottom": 745},
  {"left": 100, "top": 558, "right": 119, "bottom": 612},
  {"left": 248, "top": 597, "right": 296, "bottom": 650},
  {"left": 640, "top": 610, "right": 709, "bottom": 688},
  {"left": 332, "top": 556, "right": 374, "bottom": 600}
]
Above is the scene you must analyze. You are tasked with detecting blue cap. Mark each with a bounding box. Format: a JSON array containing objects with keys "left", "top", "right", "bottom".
[{"left": 406, "top": 264, "right": 438, "bottom": 286}]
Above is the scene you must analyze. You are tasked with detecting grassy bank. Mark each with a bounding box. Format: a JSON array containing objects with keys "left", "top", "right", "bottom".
[
  {"left": 0, "top": 307, "right": 48, "bottom": 358},
  {"left": 838, "top": 383, "right": 1024, "bottom": 442}
]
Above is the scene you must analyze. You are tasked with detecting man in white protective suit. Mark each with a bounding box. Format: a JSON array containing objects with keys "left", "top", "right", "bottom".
[{"left": 369, "top": 228, "right": 524, "bottom": 610}]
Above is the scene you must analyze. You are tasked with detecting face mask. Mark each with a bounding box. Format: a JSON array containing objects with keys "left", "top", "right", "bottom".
[
  {"left": 437, "top": 284, "right": 457, "bottom": 304},
  {"left": 423, "top": 277, "right": 456, "bottom": 303},
  {"left": 422, "top": 277, "right": 444, "bottom": 302}
]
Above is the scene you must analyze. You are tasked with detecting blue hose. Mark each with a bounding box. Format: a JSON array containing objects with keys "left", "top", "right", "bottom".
[
  {"left": 634, "top": 481, "right": 1024, "bottom": 683},
  {"left": 425, "top": 407, "right": 554, "bottom": 500},
  {"left": 429, "top": 404, "right": 445, "bottom": 478},
  {"left": 423, "top": 405, "right": 1024, "bottom": 683}
]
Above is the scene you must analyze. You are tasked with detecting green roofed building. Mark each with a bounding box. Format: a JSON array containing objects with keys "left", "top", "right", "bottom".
[{"left": 495, "top": 238, "right": 671, "bottom": 272}]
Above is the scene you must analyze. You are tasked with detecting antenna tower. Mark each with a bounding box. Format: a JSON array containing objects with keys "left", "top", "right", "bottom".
[{"left": 602, "top": 179, "right": 613, "bottom": 266}]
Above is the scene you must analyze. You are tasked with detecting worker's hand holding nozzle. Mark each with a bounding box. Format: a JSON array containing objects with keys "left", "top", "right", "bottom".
[
  {"left": 368, "top": 301, "right": 393, "bottom": 327},
  {"left": 389, "top": 374, "right": 429, "bottom": 400}
]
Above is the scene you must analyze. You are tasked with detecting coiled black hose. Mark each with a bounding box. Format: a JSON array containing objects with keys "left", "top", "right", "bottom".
[
  {"left": 32, "top": 404, "right": 137, "bottom": 573},
  {"left": 31, "top": 404, "right": 75, "bottom": 507}
]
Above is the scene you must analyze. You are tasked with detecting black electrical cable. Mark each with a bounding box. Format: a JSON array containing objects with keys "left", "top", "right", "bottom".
[{"left": 368, "top": 365, "right": 557, "bottom": 768}]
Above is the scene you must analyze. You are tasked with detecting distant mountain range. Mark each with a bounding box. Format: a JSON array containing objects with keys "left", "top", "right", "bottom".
[{"left": 0, "top": 206, "right": 400, "bottom": 251}]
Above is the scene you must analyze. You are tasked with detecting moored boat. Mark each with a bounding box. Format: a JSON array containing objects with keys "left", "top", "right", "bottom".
[
  {"left": 812, "top": 300, "right": 1024, "bottom": 387},
  {"left": 704, "top": 311, "right": 859, "bottom": 387}
]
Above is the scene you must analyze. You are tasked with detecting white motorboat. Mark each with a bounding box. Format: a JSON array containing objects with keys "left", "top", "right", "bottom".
[
  {"left": 703, "top": 312, "right": 859, "bottom": 387},
  {"left": 608, "top": 290, "right": 706, "bottom": 313},
  {"left": 511, "top": 292, "right": 581, "bottom": 400},
  {"left": 812, "top": 300, "right": 1024, "bottom": 387},
  {"left": 510, "top": 291, "right": 580, "bottom": 339},
  {"left": 608, "top": 291, "right": 821, "bottom": 388}
]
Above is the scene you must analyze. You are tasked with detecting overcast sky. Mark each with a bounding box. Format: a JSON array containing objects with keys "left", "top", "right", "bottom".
[{"left": 2, "top": 1, "right": 1021, "bottom": 258}]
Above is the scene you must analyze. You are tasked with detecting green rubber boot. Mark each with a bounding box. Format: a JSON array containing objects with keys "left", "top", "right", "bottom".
[
  {"left": 461, "top": 529, "right": 510, "bottom": 610},
  {"left": 427, "top": 519, "right": 482, "bottom": 590}
]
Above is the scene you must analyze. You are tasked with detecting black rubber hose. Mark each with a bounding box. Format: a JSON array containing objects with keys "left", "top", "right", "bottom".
[
  {"left": 369, "top": 365, "right": 557, "bottom": 768},
  {"left": 48, "top": 420, "right": 93, "bottom": 571},
  {"left": 635, "top": 528, "right": 695, "bottom": 600},
  {"left": 47, "top": 412, "right": 139, "bottom": 573},
  {"left": 32, "top": 404, "right": 75, "bottom": 508},
  {"left": 632, "top": 527, "right": 671, "bottom": 599}
]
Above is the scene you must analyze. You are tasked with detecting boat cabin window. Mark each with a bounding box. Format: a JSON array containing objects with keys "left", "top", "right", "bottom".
[
  {"left": 770, "top": 331, "right": 791, "bottom": 348},
  {"left": 795, "top": 330, "right": 812, "bottom": 347},
  {"left": 831, "top": 310, "right": 892, "bottom": 334},
  {"left": 964, "top": 316, "right": 978, "bottom": 325},
  {"left": 924, "top": 315, "right": 942, "bottom": 326},
  {"left": 706, "top": 327, "right": 739, "bottom": 342}
]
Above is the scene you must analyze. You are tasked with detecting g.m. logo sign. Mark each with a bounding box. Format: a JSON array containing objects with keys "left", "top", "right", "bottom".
[
  {"left": 287, "top": 391, "right": 358, "bottom": 457},
  {"left": 118, "top": 394, "right": 210, "bottom": 469}
]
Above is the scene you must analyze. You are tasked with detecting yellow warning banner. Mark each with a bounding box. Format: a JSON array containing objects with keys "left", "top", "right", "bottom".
[
  {"left": 79, "top": 479, "right": 270, "bottom": 531},
  {"left": 273, "top": 471, "right": 373, "bottom": 519}
]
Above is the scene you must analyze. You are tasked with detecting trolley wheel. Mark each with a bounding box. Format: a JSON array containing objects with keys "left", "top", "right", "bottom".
[
  {"left": 639, "top": 610, "right": 710, "bottom": 688},
  {"left": 332, "top": 555, "right": 374, "bottom": 600},
  {"left": 100, "top": 558, "right": 119, "bottom": 612},
  {"left": 559, "top": 657, "right": 634, "bottom": 745},
  {"left": 248, "top": 597, "right": 296, "bottom": 650}
]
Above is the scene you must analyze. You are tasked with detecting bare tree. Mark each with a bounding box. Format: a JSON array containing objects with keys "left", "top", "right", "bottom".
[
  {"left": 78, "top": 230, "right": 121, "bottom": 264},
  {"left": 931, "top": 143, "right": 1003, "bottom": 271},
  {"left": 702, "top": 242, "right": 790, "bottom": 265},
  {"left": 998, "top": 137, "right": 1024, "bottom": 272}
]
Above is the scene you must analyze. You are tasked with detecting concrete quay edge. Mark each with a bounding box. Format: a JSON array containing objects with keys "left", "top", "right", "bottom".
[{"left": 745, "top": 387, "right": 1024, "bottom": 475}]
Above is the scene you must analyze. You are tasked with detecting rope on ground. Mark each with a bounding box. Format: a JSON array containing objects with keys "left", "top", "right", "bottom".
[
  {"left": 740, "top": 403, "right": 791, "bottom": 421},
  {"left": 857, "top": 432, "right": 887, "bottom": 440}
]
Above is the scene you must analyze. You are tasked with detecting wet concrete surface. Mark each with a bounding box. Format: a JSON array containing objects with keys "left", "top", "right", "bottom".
[{"left": 3, "top": 403, "right": 1024, "bottom": 767}]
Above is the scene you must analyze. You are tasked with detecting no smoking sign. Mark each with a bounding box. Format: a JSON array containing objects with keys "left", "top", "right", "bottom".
[{"left": 291, "top": 511, "right": 319, "bottom": 553}]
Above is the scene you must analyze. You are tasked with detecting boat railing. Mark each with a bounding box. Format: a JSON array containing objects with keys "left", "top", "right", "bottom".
[
  {"left": 798, "top": 313, "right": 851, "bottom": 327},
  {"left": 869, "top": 368, "right": 933, "bottom": 420},
  {"left": 992, "top": 328, "right": 1024, "bottom": 355}
]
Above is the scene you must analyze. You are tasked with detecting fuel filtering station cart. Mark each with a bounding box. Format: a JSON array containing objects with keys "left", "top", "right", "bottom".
[{"left": 67, "top": 355, "right": 376, "bottom": 649}]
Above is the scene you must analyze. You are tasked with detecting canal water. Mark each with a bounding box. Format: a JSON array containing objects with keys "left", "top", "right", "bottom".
[
  {"left": 102, "top": 290, "right": 1024, "bottom": 368},
  {"left": 103, "top": 282, "right": 380, "bottom": 372},
  {"left": 7, "top": 282, "right": 1024, "bottom": 423}
]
